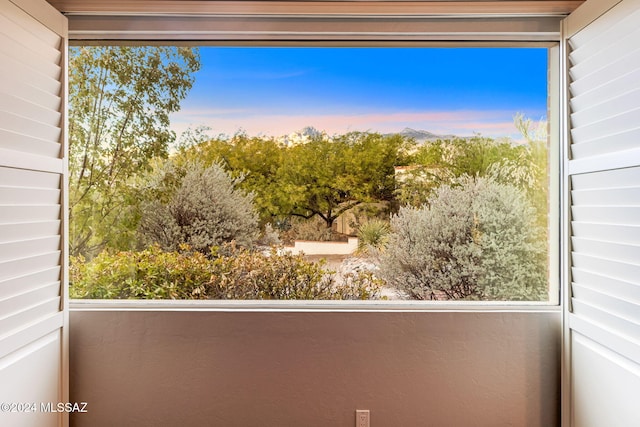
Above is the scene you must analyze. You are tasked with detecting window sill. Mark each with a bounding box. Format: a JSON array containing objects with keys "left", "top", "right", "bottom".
[{"left": 69, "top": 298, "right": 561, "bottom": 312}]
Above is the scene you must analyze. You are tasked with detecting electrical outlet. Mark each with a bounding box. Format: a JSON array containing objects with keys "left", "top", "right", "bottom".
[{"left": 356, "top": 410, "right": 370, "bottom": 427}]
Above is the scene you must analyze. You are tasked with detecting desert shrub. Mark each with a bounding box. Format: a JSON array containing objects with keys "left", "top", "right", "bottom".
[
  {"left": 138, "top": 161, "right": 259, "bottom": 252},
  {"left": 344, "top": 202, "right": 392, "bottom": 234},
  {"left": 278, "top": 216, "right": 335, "bottom": 244},
  {"left": 256, "top": 223, "right": 281, "bottom": 246},
  {"left": 380, "top": 175, "right": 547, "bottom": 301},
  {"left": 206, "top": 245, "right": 384, "bottom": 300},
  {"left": 69, "top": 245, "right": 213, "bottom": 299},
  {"left": 357, "top": 219, "right": 390, "bottom": 255},
  {"left": 70, "top": 244, "right": 384, "bottom": 300}
]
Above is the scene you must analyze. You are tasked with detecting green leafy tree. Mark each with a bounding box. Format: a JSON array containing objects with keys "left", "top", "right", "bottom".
[
  {"left": 394, "top": 139, "right": 452, "bottom": 207},
  {"left": 380, "top": 175, "right": 548, "bottom": 301},
  {"left": 395, "top": 135, "right": 529, "bottom": 208},
  {"left": 178, "top": 131, "right": 285, "bottom": 224},
  {"left": 488, "top": 113, "right": 549, "bottom": 227},
  {"left": 68, "top": 46, "right": 200, "bottom": 257},
  {"left": 138, "top": 161, "right": 259, "bottom": 253},
  {"left": 278, "top": 132, "right": 409, "bottom": 229},
  {"left": 447, "top": 136, "right": 525, "bottom": 178}
]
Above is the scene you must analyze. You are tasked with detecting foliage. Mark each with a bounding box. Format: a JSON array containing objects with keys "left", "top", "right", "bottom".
[
  {"left": 138, "top": 160, "right": 259, "bottom": 252},
  {"left": 488, "top": 113, "right": 549, "bottom": 227},
  {"left": 184, "top": 130, "right": 411, "bottom": 229},
  {"left": 256, "top": 223, "right": 282, "bottom": 246},
  {"left": 395, "top": 135, "right": 533, "bottom": 208},
  {"left": 393, "top": 164, "right": 452, "bottom": 208},
  {"left": 357, "top": 219, "right": 390, "bottom": 255},
  {"left": 278, "top": 216, "right": 335, "bottom": 244},
  {"left": 70, "top": 244, "right": 384, "bottom": 300},
  {"left": 206, "top": 245, "right": 384, "bottom": 300},
  {"left": 68, "top": 46, "right": 200, "bottom": 258},
  {"left": 380, "top": 176, "right": 548, "bottom": 301},
  {"left": 279, "top": 131, "right": 410, "bottom": 228},
  {"left": 69, "top": 245, "right": 213, "bottom": 299},
  {"left": 447, "top": 136, "right": 526, "bottom": 178},
  {"left": 177, "top": 131, "right": 285, "bottom": 224}
]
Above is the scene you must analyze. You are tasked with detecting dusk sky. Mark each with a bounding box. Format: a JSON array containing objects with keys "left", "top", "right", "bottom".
[{"left": 169, "top": 47, "right": 548, "bottom": 140}]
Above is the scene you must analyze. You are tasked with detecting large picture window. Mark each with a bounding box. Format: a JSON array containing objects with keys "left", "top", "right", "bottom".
[{"left": 68, "top": 45, "right": 555, "bottom": 302}]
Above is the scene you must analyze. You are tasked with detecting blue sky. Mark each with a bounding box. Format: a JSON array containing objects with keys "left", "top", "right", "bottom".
[{"left": 169, "top": 47, "right": 548, "bottom": 139}]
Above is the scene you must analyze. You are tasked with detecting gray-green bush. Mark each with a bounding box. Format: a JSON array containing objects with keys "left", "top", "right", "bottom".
[
  {"left": 380, "top": 176, "right": 547, "bottom": 301},
  {"left": 138, "top": 161, "right": 259, "bottom": 252}
]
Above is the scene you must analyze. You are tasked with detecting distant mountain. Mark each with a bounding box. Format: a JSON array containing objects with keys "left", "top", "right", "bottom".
[
  {"left": 279, "top": 127, "right": 462, "bottom": 147},
  {"left": 277, "top": 126, "right": 329, "bottom": 147},
  {"left": 392, "top": 128, "right": 460, "bottom": 144}
]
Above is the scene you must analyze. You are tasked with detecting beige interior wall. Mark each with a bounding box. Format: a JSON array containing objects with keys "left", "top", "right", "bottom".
[{"left": 69, "top": 309, "right": 560, "bottom": 427}]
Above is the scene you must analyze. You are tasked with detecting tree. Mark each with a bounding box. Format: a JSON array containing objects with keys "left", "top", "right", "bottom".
[
  {"left": 178, "top": 131, "right": 285, "bottom": 224},
  {"left": 68, "top": 46, "right": 200, "bottom": 257},
  {"left": 394, "top": 139, "right": 452, "bottom": 207},
  {"left": 447, "top": 135, "right": 526, "bottom": 178},
  {"left": 138, "top": 161, "right": 259, "bottom": 253},
  {"left": 485, "top": 113, "right": 549, "bottom": 230},
  {"left": 380, "top": 175, "right": 548, "bottom": 301},
  {"left": 394, "top": 135, "right": 530, "bottom": 209},
  {"left": 277, "top": 131, "right": 409, "bottom": 229}
]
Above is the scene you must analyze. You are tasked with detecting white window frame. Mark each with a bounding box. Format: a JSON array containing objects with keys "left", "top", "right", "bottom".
[{"left": 65, "top": 7, "right": 565, "bottom": 312}]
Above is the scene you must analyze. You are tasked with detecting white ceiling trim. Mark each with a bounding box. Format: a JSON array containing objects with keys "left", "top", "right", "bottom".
[{"left": 48, "top": 1, "right": 585, "bottom": 17}]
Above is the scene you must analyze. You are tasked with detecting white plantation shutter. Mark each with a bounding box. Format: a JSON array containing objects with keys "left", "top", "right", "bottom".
[
  {"left": 564, "top": 0, "right": 640, "bottom": 425},
  {"left": 0, "top": 0, "right": 67, "bottom": 426}
]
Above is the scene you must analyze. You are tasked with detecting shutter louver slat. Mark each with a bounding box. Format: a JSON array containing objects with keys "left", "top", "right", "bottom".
[
  {"left": 0, "top": 221, "right": 60, "bottom": 242},
  {"left": 0, "top": 129, "right": 61, "bottom": 158},
  {"left": 570, "top": 68, "right": 640, "bottom": 113},
  {"left": 571, "top": 269, "right": 640, "bottom": 303},
  {"left": 571, "top": 206, "right": 640, "bottom": 225},
  {"left": 0, "top": 252, "right": 61, "bottom": 283},
  {"left": 570, "top": 127, "right": 640, "bottom": 159},
  {"left": 572, "top": 237, "right": 640, "bottom": 264},
  {"left": 0, "top": 29, "right": 61, "bottom": 77},
  {"left": 0, "top": 205, "right": 61, "bottom": 223},
  {"left": 572, "top": 286, "right": 640, "bottom": 327},
  {"left": 571, "top": 88, "right": 640, "bottom": 129},
  {"left": 571, "top": 186, "right": 640, "bottom": 205},
  {"left": 0, "top": 70, "right": 61, "bottom": 112},
  {"left": 570, "top": 107, "right": 640, "bottom": 144},
  {"left": 569, "top": 49, "right": 640, "bottom": 100},
  {"left": 0, "top": 186, "right": 60, "bottom": 205},
  {"left": 0, "top": 297, "right": 61, "bottom": 337},
  {"left": 568, "top": 5, "right": 640, "bottom": 71},
  {"left": 0, "top": 111, "right": 62, "bottom": 142},
  {"left": 0, "top": 282, "right": 59, "bottom": 315},
  {"left": 571, "top": 166, "right": 640, "bottom": 189},
  {"left": 0, "top": 236, "right": 61, "bottom": 261},
  {"left": 0, "top": 267, "right": 60, "bottom": 300},
  {"left": 571, "top": 222, "right": 640, "bottom": 244},
  {"left": 0, "top": 92, "right": 61, "bottom": 127},
  {"left": 1, "top": 0, "right": 61, "bottom": 48}
]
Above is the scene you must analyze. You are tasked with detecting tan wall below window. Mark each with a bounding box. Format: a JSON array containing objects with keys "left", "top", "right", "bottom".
[{"left": 69, "top": 310, "right": 560, "bottom": 426}]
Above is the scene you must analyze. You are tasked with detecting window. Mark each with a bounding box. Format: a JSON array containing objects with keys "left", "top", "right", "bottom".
[{"left": 68, "top": 44, "right": 557, "bottom": 302}]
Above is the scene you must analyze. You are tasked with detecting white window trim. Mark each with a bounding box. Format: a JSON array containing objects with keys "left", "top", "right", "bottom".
[{"left": 65, "top": 9, "right": 565, "bottom": 312}]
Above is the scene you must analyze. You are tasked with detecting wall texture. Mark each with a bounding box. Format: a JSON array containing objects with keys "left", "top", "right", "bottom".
[{"left": 69, "top": 309, "right": 560, "bottom": 427}]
